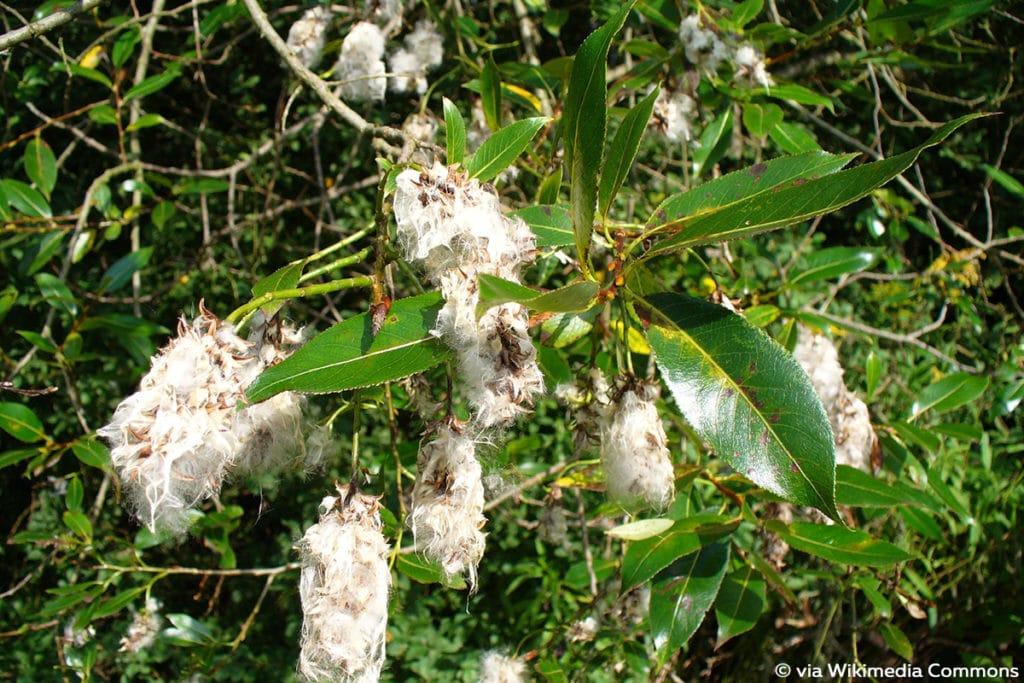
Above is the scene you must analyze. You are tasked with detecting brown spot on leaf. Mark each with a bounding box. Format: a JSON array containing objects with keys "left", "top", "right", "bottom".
[{"left": 749, "top": 163, "right": 767, "bottom": 180}]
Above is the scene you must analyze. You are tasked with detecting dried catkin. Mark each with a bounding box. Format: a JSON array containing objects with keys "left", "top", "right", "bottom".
[
  {"left": 409, "top": 425, "right": 487, "bottom": 588},
  {"left": 298, "top": 490, "right": 390, "bottom": 682}
]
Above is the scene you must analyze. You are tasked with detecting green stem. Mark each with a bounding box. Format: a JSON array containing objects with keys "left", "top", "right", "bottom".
[
  {"left": 225, "top": 276, "right": 373, "bottom": 325},
  {"left": 298, "top": 246, "right": 373, "bottom": 283}
]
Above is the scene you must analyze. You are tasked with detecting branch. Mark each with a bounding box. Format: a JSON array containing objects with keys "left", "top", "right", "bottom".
[
  {"left": 0, "top": 0, "right": 106, "bottom": 52},
  {"left": 238, "top": 0, "right": 404, "bottom": 145}
]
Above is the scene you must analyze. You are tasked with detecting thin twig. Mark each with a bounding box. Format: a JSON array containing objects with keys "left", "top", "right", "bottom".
[{"left": 0, "top": 0, "right": 106, "bottom": 51}]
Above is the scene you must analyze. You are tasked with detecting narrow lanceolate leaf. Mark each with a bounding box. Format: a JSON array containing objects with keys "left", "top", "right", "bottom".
[
  {"left": 123, "top": 69, "right": 181, "bottom": 102},
  {"left": 466, "top": 117, "right": 548, "bottom": 182},
  {"left": 645, "top": 151, "right": 857, "bottom": 238},
  {"left": 512, "top": 204, "right": 574, "bottom": 247},
  {"left": 650, "top": 542, "right": 729, "bottom": 665},
  {"left": 644, "top": 114, "right": 985, "bottom": 256},
  {"left": 0, "top": 402, "right": 47, "bottom": 443},
  {"left": 598, "top": 86, "right": 660, "bottom": 217},
  {"left": 836, "top": 465, "right": 921, "bottom": 508},
  {"left": 621, "top": 514, "right": 740, "bottom": 591},
  {"left": 910, "top": 372, "right": 989, "bottom": 419},
  {"left": 0, "top": 179, "right": 52, "bottom": 218},
  {"left": 715, "top": 565, "right": 767, "bottom": 647},
  {"left": 443, "top": 97, "right": 467, "bottom": 166},
  {"left": 245, "top": 292, "right": 451, "bottom": 402},
  {"left": 788, "top": 246, "right": 879, "bottom": 285},
  {"left": 562, "top": 1, "right": 637, "bottom": 273},
  {"left": 24, "top": 138, "right": 57, "bottom": 200},
  {"left": 642, "top": 292, "right": 840, "bottom": 520},
  {"left": 767, "top": 521, "right": 913, "bottom": 567},
  {"left": 250, "top": 261, "right": 305, "bottom": 317},
  {"left": 477, "top": 273, "right": 599, "bottom": 314},
  {"left": 480, "top": 56, "right": 502, "bottom": 132}
]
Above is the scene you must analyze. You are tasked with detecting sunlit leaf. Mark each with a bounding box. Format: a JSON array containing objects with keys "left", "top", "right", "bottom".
[
  {"left": 443, "top": 97, "right": 467, "bottom": 165},
  {"left": 512, "top": 204, "right": 574, "bottom": 247},
  {"left": 621, "top": 514, "right": 739, "bottom": 591},
  {"left": 766, "top": 520, "right": 914, "bottom": 567},
  {"left": 0, "top": 402, "right": 47, "bottom": 443},
  {"left": 598, "top": 86, "right": 659, "bottom": 216},
  {"left": 651, "top": 542, "right": 729, "bottom": 664},
  {"left": 910, "top": 372, "right": 989, "bottom": 419}
]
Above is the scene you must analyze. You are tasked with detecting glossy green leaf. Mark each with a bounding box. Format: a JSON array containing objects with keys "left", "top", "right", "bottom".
[
  {"left": 645, "top": 115, "right": 984, "bottom": 255},
  {"left": 152, "top": 200, "right": 176, "bottom": 229},
  {"left": 40, "top": 583, "right": 104, "bottom": 618},
  {"left": 598, "top": 86, "right": 659, "bottom": 216},
  {"left": 72, "top": 438, "right": 110, "bottom": 469},
  {"left": 397, "top": 553, "right": 467, "bottom": 589},
  {"left": 165, "top": 613, "right": 216, "bottom": 645},
  {"left": 766, "top": 520, "right": 913, "bottom": 567},
  {"left": 865, "top": 350, "right": 882, "bottom": 398},
  {"left": 910, "top": 372, "right": 989, "bottom": 419},
  {"left": 0, "top": 448, "right": 40, "bottom": 469},
  {"left": 715, "top": 564, "right": 766, "bottom": 646},
  {"left": 16, "top": 330, "right": 58, "bottom": 354},
  {"left": 855, "top": 575, "right": 892, "bottom": 618},
  {"left": 562, "top": 1, "right": 637, "bottom": 273},
  {"left": 35, "top": 272, "right": 78, "bottom": 315},
  {"left": 644, "top": 293, "right": 839, "bottom": 519},
  {"left": 1, "top": 179, "right": 52, "bottom": 218},
  {"left": 24, "top": 138, "right": 57, "bottom": 200},
  {"left": 621, "top": 514, "right": 740, "bottom": 591},
  {"left": 769, "top": 121, "right": 820, "bottom": 154},
  {"left": 836, "top": 465, "right": 918, "bottom": 507},
  {"left": 177, "top": 178, "right": 230, "bottom": 195},
  {"left": 0, "top": 285, "right": 16, "bottom": 324},
  {"left": 789, "top": 247, "right": 879, "bottom": 285},
  {"left": 880, "top": 621, "right": 914, "bottom": 661},
  {"left": 246, "top": 292, "right": 451, "bottom": 402},
  {"left": 123, "top": 68, "right": 180, "bottom": 102},
  {"left": 512, "top": 204, "right": 574, "bottom": 247},
  {"left": 67, "top": 63, "right": 113, "bottom": 88},
  {"left": 733, "top": 0, "right": 764, "bottom": 26},
  {"left": 92, "top": 586, "right": 149, "bottom": 621},
  {"left": 645, "top": 151, "right": 856, "bottom": 247},
  {"left": 481, "top": 56, "right": 502, "bottom": 131},
  {"left": 89, "top": 104, "right": 119, "bottom": 125},
  {"left": 692, "top": 107, "right": 733, "bottom": 177},
  {"left": 477, "top": 274, "right": 599, "bottom": 314},
  {"left": 250, "top": 261, "right": 305, "bottom": 317},
  {"left": 650, "top": 542, "right": 730, "bottom": 663},
  {"left": 0, "top": 402, "right": 47, "bottom": 443},
  {"left": 766, "top": 83, "right": 835, "bottom": 111},
  {"left": 443, "top": 97, "right": 466, "bottom": 165},
  {"left": 466, "top": 117, "right": 548, "bottom": 182},
  {"left": 126, "top": 113, "right": 165, "bottom": 131},
  {"left": 539, "top": 309, "right": 597, "bottom": 348},
  {"left": 537, "top": 167, "right": 562, "bottom": 204},
  {"left": 606, "top": 517, "right": 674, "bottom": 541},
  {"left": 111, "top": 27, "right": 141, "bottom": 68},
  {"left": 63, "top": 510, "right": 93, "bottom": 540},
  {"left": 744, "top": 305, "right": 780, "bottom": 328},
  {"left": 65, "top": 476, "right": 84, "bottom": 511},
  {"left": 741, "top": 102, "right": 783, "bottom": 139},
  {"left": 99, "top": 247, "right": 153, "bottom": 293}
]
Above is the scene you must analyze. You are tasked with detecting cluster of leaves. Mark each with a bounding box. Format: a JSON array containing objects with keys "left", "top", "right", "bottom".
[{"left": 1, "top": 0, "right": 1022, "bottom": 681}]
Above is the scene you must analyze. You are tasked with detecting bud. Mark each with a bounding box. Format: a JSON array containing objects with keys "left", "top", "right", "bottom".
[{"left": 298, "top": 489, "right": 391, "bottom": 682}]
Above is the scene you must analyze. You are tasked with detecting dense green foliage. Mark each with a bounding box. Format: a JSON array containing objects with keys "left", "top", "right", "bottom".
[{"left": 1, "top": 1, "right": 1022, "bottom": 681}]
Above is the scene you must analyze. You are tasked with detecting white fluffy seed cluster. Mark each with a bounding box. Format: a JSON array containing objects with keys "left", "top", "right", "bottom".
[
  {"left": 410, "top": 425, "right": 487, "bottom": 588},
  {"left": 336, "top": 21, "right": 387, "bottom": 103},
  {"left": 678, "top": 15, "right": 772, "bottom": 88},
  {"left": 287, "top": 7, "right": 331, "bottom": 69},
  {"left": 792, "top": 326, "right": 876, "bottom": 472},
  {"left": 298, "top": 490, "right": 390, "bottom": 683},
  {"left": 393, "top": 162, "right": 543, "bottom": 427},
  {"left": 479, "top": 650, "right": 528, "bottom": 683},
  {"left": 653, "top": 88, "right": 698, "bottom": 143},
  {"left": 98, "top": 307, "right": 315, "bottom": 534},
  {"left": 388, "top": 19, "right": 444, "bottom": 95},
  {"left": 598, "top": 378, "right": 676, "bottom": 510},
  {"left": 118, "top": 597, "right": 162, "bottom": 653}
]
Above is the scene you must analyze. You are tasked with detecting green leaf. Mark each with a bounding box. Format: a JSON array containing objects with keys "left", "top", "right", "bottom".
[
  {"left": 744, "top": 305, "right": 779, "bottom": 327},
  {"left": 766, "top": 83, "right": 835, "bottom": 111},
  {"left": 99, "top": 247, "right": 153, "bottom": 293},
  {"left": 537, "top": 167, "right": 562, "bottom": 204},
  {"left": 644, "top": 114, "right": 985, "bottom": 256},
  {"left": 562, "top": 1, "right": 637, "bottom": 274},
  {"left": 769, "top": 121, "right": 820, "bottom": 154},
  {"left": 0, "top": 402, "right": 47, "bottom": 443},
  {"left": 396, "top": 554, "right": 467, "bottom": 589},
  {"left": 691, "top": 107, "right": 733, "bottom": 177},
  {"left": 35, "top": 272, "right": 79, "bottom": 315},
  {"left": 598, "top": 86, "right": 659, "bottom": 216},
  {"left": 621, "top": 514, "right": 740, "bottom": 591},
  {"left": 643, "top": 293, "right": 840, "bottom": 519},
  {"left": 165, "top": 613, "right": 216, "bottom": 645},
  {"left": 732, "top": 0, "right": 764, "bottom": 26},
  {"left": 72, "top": 438, "right": 110, "bottom": 469},
  {"left": 606, "top": 517, "right": 674, "bottom": 541},
  {"left": 910, "top": 372, "right": 989, "bottom": 419},
  {"left": 512, "top": 204, "right": 574, "bottom": 248},
  {"left": 17, "top": 330, "right": 58, "bottom": 354},
  {"left": 246, "top": 292, "right": 452, "bottom": 402},
  {"left": 123, "top": 68, "right": 180, "bottom": 102},
  {"left": 477, "top": 274, "right": 599, "bottom": 314},
  {"left": 0, "top": 448, "right": 40, "bottom": 469},
  {"left": 250, "top": 262, "right": 305, "bottom": 317},
  {"left": 865, "top": 350, "right": 882, "bottom": 398},
  {"left": 979, "top": 163, "right": 1024, "bottom": 198},
  {"left": 1, "top": 179, "right": 52, "bottom": 218},
  {"left": 152, "top": 200, "right": 176, "bottom": 228},
  {"left": 67, "top": 63, "right": 113, "bottom": 88},
  {"left": 63, "top": 510, "right": 93, "bottom": 540},
  {"left": 88, "top": 104, "right": 119, "bottom": 125},
  {"left": 111, "top": 27, "right": 141, "bottom": 68},
  {"left": 177, "top": 178, "right": 229, "bottom": 195},
  {"left": 443, "top": 97, "right": 467, "bottom": 165},
  {"left": 480, "top": 56, "right": 502, "bottom": 132},
  {"left": 466, "top": 117, "right": 548, "bottom": 182},
  {"left": 766, "top": 520, "right": 913, "bottom": 567},
  {"left": 65, "top": 476, "right": 84, "bottom": 511},
  {"left": 126, "top": 113, "right": 165, "bottom": 131},
  {"left": 539, "top": 309, "right": 598, "bottom": 348},
  {"left": 836, "top": 465, "right": 917, "bottom": 507},
  {"left": 741, "top": 102, "right": 783, "bottom": 139},
  {"left": 91, "top": 586, "right": 149, "bottom": 620},
  {"left": 650, "top": 542, "right": 730, "bottom": 663},
  {"left": 879, "top": 621, "right": 914, "bottom": 661},
  {"left": 855, "top": 575, "right": 892, "bottom": 618},
  {"left": 788, "top": 247, "right": 880, "bottom": 285},
  {"left": 715, "top": 565, "right": 766, "bottom": 647},
  {"left": 24, "top": 138, "right": 57, "bottom": 200}
]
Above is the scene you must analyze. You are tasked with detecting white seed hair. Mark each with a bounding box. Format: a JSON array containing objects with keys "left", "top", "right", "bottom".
[
  {"left": 287, "top": 7, "right": 331, "bottom": 69},
  {"left": 599, "top": 379, "right": 676, "bottom": 510},
  {"left": 653, "top": 88, "right": 698, "bottom": 143},
  {"left": 387, "top": 19, "right": 443, "bottom": 94},
  {"left": 733, "top": 43, "right": 773, "bottom": 90},
  {"left": 479, "top": 650, "right": 529, "bottom": 683},
  {"left": 298, "top": 490, "right": 391, "bottom": 683},
  {"left": 335, "top": 21, "right": 387, "bottom": 103},
  {"left": 410, "top": 426, "right": 487, "bottom": 588},
  {"left": 119, "top": 597, "right": 162, "bottom": 653},
  {"left": 678, "top": 15, "right": 728, "bottom": 73}
]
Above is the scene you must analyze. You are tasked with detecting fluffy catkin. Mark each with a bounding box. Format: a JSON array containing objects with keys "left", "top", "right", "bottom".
[
  {"left": 598, "top": 378, "right": 676, "bottom": 510},
  {"left": 336, "top": 21, "right": 386, "bottom": 103},
  {"left": 409, "top": 425, "right": 487, "bottom": 588},
  {"left": 479, "top": 650, "right": 528, "bottom": 683},
  {"left": 298, "top": 490, "right": 390, "bottom": 682},
  {"left": 286, "top": 7, "right": 330, "bottom": 69}
]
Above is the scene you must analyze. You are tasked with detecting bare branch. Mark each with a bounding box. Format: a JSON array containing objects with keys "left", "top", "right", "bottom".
[{"left": 0, "top": 0, "right": 106, "bottom": 52}]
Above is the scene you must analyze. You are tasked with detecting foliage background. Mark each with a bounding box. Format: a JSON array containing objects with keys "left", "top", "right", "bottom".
[{"left": 1, "top": 0, "right": 1022, "bottom": 680}]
